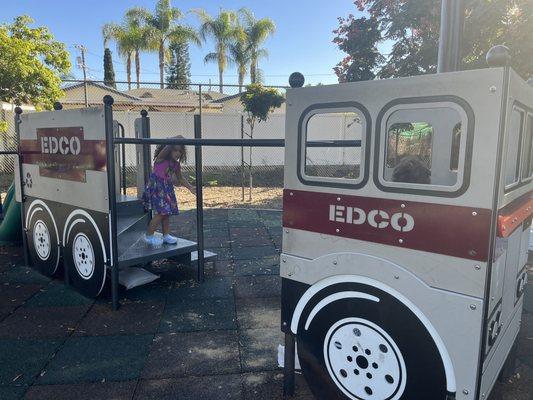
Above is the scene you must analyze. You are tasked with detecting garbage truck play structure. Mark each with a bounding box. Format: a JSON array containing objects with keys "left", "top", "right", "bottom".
[{"left": 280, "top": 54, "right": 532, "bottom": 399}]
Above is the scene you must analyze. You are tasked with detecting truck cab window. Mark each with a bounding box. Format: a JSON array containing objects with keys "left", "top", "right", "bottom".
[
  {"left": 504, "top": 107, "right": 524, "bottom": 188},
  {"left": 302, "top": 109, "right": 364, "bottom": 185}
]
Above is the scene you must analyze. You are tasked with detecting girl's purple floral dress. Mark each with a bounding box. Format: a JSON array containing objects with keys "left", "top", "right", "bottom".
[{"left": 142, "top": 159, "right": 180, "bottom": 215}]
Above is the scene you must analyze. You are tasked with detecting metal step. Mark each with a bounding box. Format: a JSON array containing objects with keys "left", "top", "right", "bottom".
[
  {"left": 117, "top": 213, "right": 148, "bottom": 236},
  {"left": 117, "top": 194, "right": 144, "bottom": 217},
  {"left": 191, "top": 250, "right": 217, "bottom": 262},
  {"left": 118, "top": 231, "right": 197, "bottom": 268}
]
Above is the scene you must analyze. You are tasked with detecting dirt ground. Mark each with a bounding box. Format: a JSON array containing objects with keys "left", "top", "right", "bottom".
[{"left": 126, "top": 186, "right": 283, "bottom": 210}]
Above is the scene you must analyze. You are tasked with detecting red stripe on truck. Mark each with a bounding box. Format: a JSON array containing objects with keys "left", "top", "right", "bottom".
[{"left": 282, "top": 189, "right": 492, "bottom": 262}]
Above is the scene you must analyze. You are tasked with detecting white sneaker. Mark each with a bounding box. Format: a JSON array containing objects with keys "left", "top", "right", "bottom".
[
  {"left": 144, "top": 234, "right": 163, "bottom": 247},
  {"left": 163, "top": 234, "right": 178, "bottom": 244}
]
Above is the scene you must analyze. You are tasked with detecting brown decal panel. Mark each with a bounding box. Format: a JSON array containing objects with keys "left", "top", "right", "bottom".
[
  {"left": 283, "top": 189, "right": 492, "bottom": 262},
  {"left": 20, "top": 127, "right": 107, "bottom": 182}
]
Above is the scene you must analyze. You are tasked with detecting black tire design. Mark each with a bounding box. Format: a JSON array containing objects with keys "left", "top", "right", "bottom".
[
  {"left": 296, "top": 283, "right": 450, "bottom": 400},
  {"left": 26, "top": 203, "right": 59, "bottom": 277},
  {"left": 64, "top": 214, "right": 106, "bottom": 298}
]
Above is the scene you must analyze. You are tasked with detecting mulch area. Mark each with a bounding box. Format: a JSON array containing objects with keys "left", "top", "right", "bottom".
[{"left": 0, "top": 209, "right": 531, "bottom": 400}]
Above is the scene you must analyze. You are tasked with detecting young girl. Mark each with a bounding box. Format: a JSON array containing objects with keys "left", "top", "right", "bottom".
[{"left": 142, "top": 137, "right": 195, "bottom": 246}]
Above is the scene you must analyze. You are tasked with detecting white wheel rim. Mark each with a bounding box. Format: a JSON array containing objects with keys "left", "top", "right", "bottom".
[
  {"left": 324, "top": 317, "right": 407, "bottom": 400},
  {"left": 73, "top": 233, "right": 95, "bottom": 280},
  {"left": 33, "top": 220, "right": 51, "bottom": 261}
]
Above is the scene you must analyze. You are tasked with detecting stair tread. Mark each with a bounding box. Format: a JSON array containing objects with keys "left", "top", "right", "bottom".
[
  {"left": 118, "top": 234, "right": 197, "bottom": 268},
  {"left": 117, "top": 214, "right": 147, "bottom": 236},
  {"left": 191, "top": 250, "right": 217, "bottom": 261}
]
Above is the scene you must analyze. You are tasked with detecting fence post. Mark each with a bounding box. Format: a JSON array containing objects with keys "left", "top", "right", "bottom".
[
  {"left": 103, "top": 96, "right": 120, "bottom": 310},
  {"left": 241, "top": 115, "right": 245, "bottom": 202},
  {"left": 194, "top": 114, "right": 205, "bottom": 282},
  {"left": 14, "top": 107, "right": 29, "bottom": 267}
]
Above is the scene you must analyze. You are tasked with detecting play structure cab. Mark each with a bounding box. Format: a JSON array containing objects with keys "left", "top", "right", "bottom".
[{"left": 280, "top": 66, "right": 532, "bottom": 399}]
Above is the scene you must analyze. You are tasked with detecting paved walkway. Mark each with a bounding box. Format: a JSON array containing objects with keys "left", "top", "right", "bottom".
[{"left": 0, "top": 209, "right": 531, "bottom": 400}]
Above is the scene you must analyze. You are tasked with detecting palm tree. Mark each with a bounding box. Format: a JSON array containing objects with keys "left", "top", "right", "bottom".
[
  {"left": 229, "top": 27, "right": 251, "bottom": 92},
  {"left": 197, "top": 9, "right": 239, "bottom": 92},
  {"left": 102, "top": 23, "right": 136, "bottom": 90},
  {"left": 240, "top": 9, "right": 275, "bottom": 84},
  {"left": 127, "top": 0, "right": 200, "bottom": 88}
]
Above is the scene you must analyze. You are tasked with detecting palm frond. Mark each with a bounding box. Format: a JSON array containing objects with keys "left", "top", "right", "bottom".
[{"left": 204, "top": 52, "right": 218, "bottom": 64}]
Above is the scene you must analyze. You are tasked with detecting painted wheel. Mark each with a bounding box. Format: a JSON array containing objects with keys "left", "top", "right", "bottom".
[
  {"left": 64, "top": 212, "right": 106, "bottom": 298},
  {"left": 296, "top": 283, "right": 449, "bottom": 400},
  {"left": 26, "top": 201, "right": 60, "bottom": 277}
]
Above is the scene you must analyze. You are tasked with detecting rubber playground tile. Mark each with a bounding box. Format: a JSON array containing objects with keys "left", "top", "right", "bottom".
[
  {"left": 241, "top": 372, "right": 314, "bottom": 400},
  {"left": 75, "top": 301, "right": 164, "bottom": 336},
  {"left": 207, "top": 246, "right": 233, "bottom": 260},
  {"left": 0, "top": 283, "right": 42, "bottom": 310},
  {"left": 232, "top": 245, "right": 278, "bottom": 261},
  {"left": 272, "top": 236, "right": 282, "bottom": 250},
  {"left": 39, "top": 334, "right": 153, "bottom": 384},
  {"left": 228, "top": 209, "right": 260, "bottom": 220},
  {"left": 236, "top": 297, "right": 280, "bottom": 330},
  {"left": 0, "top": 338, "right": 61, "bottom": 386},
  {"left": 233, "top": 276, "right": 281, "bottom": 299},
  {"left": 0, "top": 386, "right": 27, "bottom": 400},
  {"left": 230, "top": 235, "right": 275, "bottom": 248},
  {"left": 118, "top": 280, "right": 172, "bottom": 303},
  {"left": 234, "top": 256, "right": 280, "bottom": 277},
  {"left": 228, "top": 219, "right": 263, "bottom": 228},
  {"left": 0, "top": 305, "right": 90, "bottom": 339},
  {"left": 159, "top": 297, "right": 236, "bottom": 333},
  {"left": 167, "top": 277, "right": 233, "bottom": 303},
  {"left": 229, "top": 226, "right": 269, "bottom": 238},
  {"left": 0, "top": 266, "right": 51, "bottom": 285},
  {"left": 23, "top": 381, "right": 137, "bottom": 400},
  {"left": 141, "top": 330, "right": 241, "bottom": 379},
  {"left": 203, "top": 228, "right": 230, "bottom": 238},
  {"left": 205, "top": 235, "right": 232, "bottom": 249},
  {"left": 24, "top": 281, "right": 94, "bottom": 308},
  {"left": 239, "top": 327, "right": 284, "bottom": 372},
  {"left": 134, "top": 374, "right": 242, "bottom": 400},
  {"left": 524, "top": 283, "right": 533, "bottom": 314},
  {"left": 205, "top": 260, "right": 235, "bottom": 277}
]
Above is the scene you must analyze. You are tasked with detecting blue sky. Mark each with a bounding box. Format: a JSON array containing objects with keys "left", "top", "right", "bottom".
[{"left": 2, "top": 0, "right": 362, "bottom": 86}]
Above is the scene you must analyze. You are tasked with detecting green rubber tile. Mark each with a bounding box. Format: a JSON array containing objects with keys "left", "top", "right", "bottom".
[
  {"left": 0, "top": 305, "right": 90, "bottom": 339},
  {"left": 203, "top": 228, "right": 230, "bottom": 239},
  {"left": 0, "top": 338, "right": 61, "bottom": 386},
  {"left": 205, "top": 260, "right": 235, "bottom": 278},
  {"left": 134, "top": 374, "right": 242, "bottom": 400},
  {"left": 236, "top": 297, "right": 280, "bottom": 330},
  {"left": 241, "top": 372, "right": 314, "bottom": 400},
  {"left": 0, "top": 266, "right": 51, "bottom": 286},
  {"left": 0, "top": 386, "right": 27, "bottom": 400},
  {"left": 118, "top": 280, "right": 172, "bottom": 303},
  {"left": 141, "top": 331, "right": 240, "bottom": 379},
  {"left": 234, "top": 257, "right": 279, "bottom": 277},
  {"left": 0, "top": 283, "right": 42, "bottom": 311},
  {"left": 24, "top": 381, "right": 136, "bottom": 400},
  {"left": 228, "top": 209, "right": 260, "bottom": 220},
  {"left": 39, "top": 334, "right": 153, "bottom": 384},
  {"left": 207, "top": 247, "right": 232, "bottom": 261},
  {"left": 233, "top": 246, "right": 278, "bottom": 261},
  {"left": 24, "top": 281, "right": 94, "bottom": 308},
  {"left": 230, "top": 236, "right": 275, "bottom": 248},
  {"left": 159, "top": 297, "right": 236, "bottom": 333},
  {"left": 167, "top": 277, "right": 233, "bottom": 303},
  {"left": 239, "top": 328, "right": 284, "bottom": 373},
  {"left": 229, "top": 227, "right": 269, "bottom": 238},
  {"left": 75, "top": 301, "right": 164, "bottom": 336},
  {"left": 524, "top": 283, "right": 533, "bottom": 314},
  {"left": 205, "top": 236, "right": 232, "bottom": 249},
  {"left": 233, "top": 276, "right": 281, "bottom": 299},
  {"left": 272, "top": 236, "right": 282, "bottom": 251}
]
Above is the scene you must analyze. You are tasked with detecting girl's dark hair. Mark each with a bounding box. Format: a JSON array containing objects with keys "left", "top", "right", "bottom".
[{"left": 153, "top": 135, "right": 187, "bottom": 163}]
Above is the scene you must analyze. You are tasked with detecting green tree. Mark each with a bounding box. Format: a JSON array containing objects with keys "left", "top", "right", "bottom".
[
  {"left": 240, "top": 9, "right": 275, "bottom": 84},
  {"left": 103, "top": 48, "right": 116, "bottom": 88},
  {"left": 102, "top": 22, "right": 135, "bottom": 89},
  {"left": 128, "top": 0, "right": 200, "bottom": 88},
  {"left": 335, "top": 1, "right": 533, "bottom": 81},
  {"left": 197, "top": 9, "right": 239, "bottom": 92},
  {"left": 0, "top": 16, "right": 70, "bottom": 109},
  {"left": 240, "top": 83, "right": 284, "bottom": 132},
  {"left": 229, "top": 26, "right": 251, "bottom": 92},
  {"left": 166, "top": 40, "right": 191, "bottom": 89}
]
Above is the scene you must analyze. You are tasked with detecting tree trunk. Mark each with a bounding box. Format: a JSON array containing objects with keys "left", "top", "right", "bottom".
[
  {"left": 238, "top": 69, "right": 244, "bottom": 92},
  {"left": 159, "top": 41, "right": 165, "bottom": 89},
  {"left": 135, "top": 49, "right": 141, "bottom": 89},
  {"left": 218, "top": 67, "right": 223, "bottom": 93},
  {"left": 250, "top": 58, "right": 257, "bottom": 84},
  {"left": 126, "top": 53, "right": 132, "bottom": 91}
]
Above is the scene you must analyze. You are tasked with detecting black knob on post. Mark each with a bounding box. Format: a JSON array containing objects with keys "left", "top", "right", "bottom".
[
  {"left": 53, "top": 102, "right": 63, "bottom": 110},
  {"left": 140, "top": 109, "right": 148, "bottom": 117},
  {"left": 289, "top": 72, "right": 305, "bottom": 88},
  {"left": 486, "top": 45, "right": 511, "bottom": 68},
  {"left": 103, "top": 95, "right": 114, "bottom": 106},
  {"left": 14, "top": 107, "right": 22, "bottom": 115}
]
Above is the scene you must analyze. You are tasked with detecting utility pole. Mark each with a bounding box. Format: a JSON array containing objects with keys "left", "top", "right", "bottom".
[{"left": 75, "top": 44, "right": 89, "bottom": 107}]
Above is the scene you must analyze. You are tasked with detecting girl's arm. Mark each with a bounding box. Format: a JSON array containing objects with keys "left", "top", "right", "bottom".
[{"left": 175, "top": 168, "right": 196, "bottom": 195}]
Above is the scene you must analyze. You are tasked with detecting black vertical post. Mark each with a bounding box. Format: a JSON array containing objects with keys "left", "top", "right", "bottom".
[
  {"left": 437, "top": 0, "right": 465, "bottom": 73},
  {"left": 194, "top": 114, "right": 205, "bottom": 282},
  {"left": 241, "top": 115, "right": 245, "bottom": 201},
  {"left": 140, "top": 110, "right": 151, "bottom": 189},
  {"left": 118, "top": 123, "right": 127, "bottom": 196},
  {"left": 14, "top": 107, "right": 29, "bottom": 267},
  {"left": 283, "top": 332, "right": 296, "bottom": 396},
  {"left": 103, "top": 96, "right": 120, "bottom": 310}
]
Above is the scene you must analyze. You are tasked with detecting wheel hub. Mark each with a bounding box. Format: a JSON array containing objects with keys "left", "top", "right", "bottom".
[
  {"left": 33, "top": 220, "right": 51, "bottom": 261},
  {"left": 73, "top": 233, "right": 95, "bottom": 279},
  {"left": 324, "top": 318, "right": 407, "bottom": 400}
]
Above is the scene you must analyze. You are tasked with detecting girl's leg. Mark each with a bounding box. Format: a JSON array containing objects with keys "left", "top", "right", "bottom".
[
  {"left": 147, "top": 214, "right": 163, "bottom": 235},
  {"left": 162, "top": 215, "right": 170, "bottom": 235}
]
